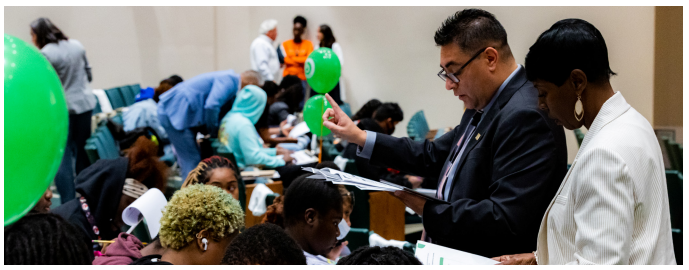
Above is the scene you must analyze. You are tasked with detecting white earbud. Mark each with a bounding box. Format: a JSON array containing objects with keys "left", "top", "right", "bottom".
[{"left": 202, "top": 238, "right": 208, "bottom": 251}]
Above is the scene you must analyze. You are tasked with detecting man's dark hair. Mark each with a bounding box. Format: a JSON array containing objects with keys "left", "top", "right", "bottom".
[
  {"left": 4, "top": 213, "right": 93, "bottom": 265},
  {"left": 279, "top": 75, "right": 302, "bottom": 90},
  {"left": 222, "top": 223, "right": 306, "bottom": 265},
  {"left": 525, "top": 18, "right": 616, "bottom": 86},
  {"left": 373, "top": 102, "right": 403, "bottom": 122},
  {"left": 262, "top": 81, "right": 280, "bottom": 97},
  {"left": 352, "top": 99, "right": 382, "bottom": 121},
  {"left": 337, "top": 246, "right": 422, "bottom": 265},
  {"left": 30, "top": 17, "right": 68, "bottom": 49},
  {"left": 434, "top": 9, "right": 511, "bottom": 57},
  {"left": 166, "top": 75, "right": 184, "bottom": 86},
  {"left": 283, "top": 175, "right": 343, "bottom": 227},
  {"left": 294, "top": 15, "right": 307, "bottom": 27}
]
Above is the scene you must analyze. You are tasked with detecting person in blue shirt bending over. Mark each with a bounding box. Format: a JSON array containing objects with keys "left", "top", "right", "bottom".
[{"left": 158, "top": 69, "right": 262, "bottom": 180}]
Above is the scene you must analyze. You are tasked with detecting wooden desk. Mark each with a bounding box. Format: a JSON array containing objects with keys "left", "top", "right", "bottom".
[
  {"left": 368, "top": 191, "right": 406, "bottom": 241},
  {"left": 244, "top": 181, "right": 283, "bottom": 228}
]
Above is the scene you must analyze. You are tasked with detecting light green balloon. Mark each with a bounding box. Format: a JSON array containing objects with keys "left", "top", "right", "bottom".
[
  {"left": 4, "top": 34, "right": 68, "bottom": 226},
  {"left": 303, "top": 95, "right": 333, "bottom": 136},
  {"left": 305, "top": 47, "right": 341, "bottom": 94}
]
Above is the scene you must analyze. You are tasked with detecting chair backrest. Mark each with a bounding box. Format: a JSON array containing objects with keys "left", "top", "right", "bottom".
[
  {"left": 118, "top": 85, "right": 137, "bottom": 106},
  {"left": 105, "top": 87, "right": 126, "bottom": 109},
  {"left": 84, "top": 139, "right": 100, "bottom": 164},
  {"left": 663, "top": 138, "right": 682, "bottom": 172},
  {"left": 665, "top": 170, "right": 683, "bottom": 230},
  {"left": 407, "top": 110, "right": 430, "bottom": 141},
  {"left": 346, "top": 185, "right": 370, "bottom": 229},
  {"left": 92, "top": 95, "right": 102, "bottom": 114},
  {"left": 343, "top": 228, "right": 370, "bottom": 253},
  {"left": 573, "top": 129, "right": 585, "bottom": 147},
  {"left": 129, "top": 84, "right": 141, "bottom": 100}
]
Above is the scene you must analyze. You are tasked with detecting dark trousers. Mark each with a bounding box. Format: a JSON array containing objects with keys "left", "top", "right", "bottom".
[{"left": 54, "top": 110, "right": 93, "bottom": 203}]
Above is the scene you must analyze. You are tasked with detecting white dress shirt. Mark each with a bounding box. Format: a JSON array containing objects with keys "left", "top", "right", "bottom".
[
  {"left": 536, "top": 92, "right": 676, "bottom": 265},
  {"left": 250, "top": 35, "right": 280, "bottom": 81}
]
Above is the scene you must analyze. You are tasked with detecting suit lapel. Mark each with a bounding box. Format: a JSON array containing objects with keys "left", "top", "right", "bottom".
[{"left": 446, "top": 68, "right": 528, "bottom": 199}]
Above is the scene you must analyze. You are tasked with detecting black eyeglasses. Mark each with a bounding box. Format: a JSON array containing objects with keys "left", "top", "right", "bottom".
[{"left": 438, "top": 47, "right": 489, "bottom": 83}]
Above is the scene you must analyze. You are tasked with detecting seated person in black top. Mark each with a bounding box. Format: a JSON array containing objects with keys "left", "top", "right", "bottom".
[
  {"left": 343, "top": 103, "right": 423, "bottom": 188},
  {"left": 256, "top": 81, "right": 299, "bottom": 147},
  {"left": 222, "top": 223, "right": 306, "bottom": 265},
  {"left": 269, "top": 81, "right": 304, "bottom": 126},
  {"left": 130, "top": 184, "right": 244, "bottom": 265},
  {"left": 351, "top": 99, "right": 382, "bottom": 122}
]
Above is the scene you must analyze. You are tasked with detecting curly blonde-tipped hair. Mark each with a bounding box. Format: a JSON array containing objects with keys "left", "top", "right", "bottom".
[{"left": 159, "top": 184, "right": 244, "bottom": 250}]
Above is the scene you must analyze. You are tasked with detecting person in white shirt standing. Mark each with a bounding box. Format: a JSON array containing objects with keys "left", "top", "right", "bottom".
[{"left": 250, "top": 19, "right": 280, "bottom": 83}]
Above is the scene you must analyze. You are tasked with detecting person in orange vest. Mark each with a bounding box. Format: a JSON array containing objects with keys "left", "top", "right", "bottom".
[{"left": 280, "top": 15, "right": 313, "bottom": 109}]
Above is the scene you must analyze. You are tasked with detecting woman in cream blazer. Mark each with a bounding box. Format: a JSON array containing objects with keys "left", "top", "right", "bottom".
[{"left": 493, "top": 19, "right": 675, "bottom": 265}]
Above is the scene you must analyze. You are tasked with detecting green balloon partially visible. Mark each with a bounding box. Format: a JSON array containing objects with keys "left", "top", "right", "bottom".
[
  {"left": 4, "top": 34, "right": 68, "bottom": 226},
  {"left": 303, "top": 94, "right": 333, "bottom": 136},
  {"left": 305, "top": 47, "right": 341, "bottom": 94}
]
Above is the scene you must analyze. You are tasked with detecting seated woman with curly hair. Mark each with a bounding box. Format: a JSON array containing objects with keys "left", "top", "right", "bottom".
[{"left": 130, "top": 184, "right": 244, "bottom": 265}]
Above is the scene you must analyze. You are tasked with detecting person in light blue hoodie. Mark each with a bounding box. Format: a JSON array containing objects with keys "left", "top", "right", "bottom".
[{"left": 219, "top": 85, "right": 293, "bottom": 169}]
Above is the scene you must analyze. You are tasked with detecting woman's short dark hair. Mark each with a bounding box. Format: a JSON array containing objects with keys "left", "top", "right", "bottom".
[
  {"left": 30, "top": 17, "right": 68, "bottom": 49},
  {"left": 319, "top": 24, "right": 336, "bottom": 49},
  {"left": 373, "top": 102, "right": 404, "bottom": 122},
  {"left": 337, "top": 246, "right": 422, "bottom": 265},
  {"left": 222, "top": 223, "right": 306, "bottom": 265},
  {"left": 434, "top": 9, "right": 510, "bottom": 56},
  {"left": 166, "top": 75, "right": 184, "bottom": 86},
  {"left": 352, "top": 99, "right": 382, "bottom": 121},
  {"left": 525, "top": 18, "right": 616, "bottom": 86},
  {"left": 283, "top": 175, "right": 343, "bottom": 227},
  {"left": 5, "top": 213, "right": 93, "bottom": 265}
]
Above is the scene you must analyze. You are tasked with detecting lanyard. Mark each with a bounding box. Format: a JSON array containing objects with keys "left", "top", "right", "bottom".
[{"left": 79, "top": 196, "right": 102, "bottom": 241}]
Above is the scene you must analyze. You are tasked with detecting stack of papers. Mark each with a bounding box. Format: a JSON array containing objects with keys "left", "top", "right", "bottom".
[{"left": 303, "top": 167, "right": 448, "bottom": 204}]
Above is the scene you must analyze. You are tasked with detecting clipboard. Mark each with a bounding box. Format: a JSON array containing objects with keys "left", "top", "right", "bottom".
[{"left": 380, "top": 180, "right": 450, "bottom": 204}]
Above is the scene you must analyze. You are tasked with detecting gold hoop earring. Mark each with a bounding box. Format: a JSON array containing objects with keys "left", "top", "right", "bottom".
[{"left": 574, "top": 95, "right": 584, "bottom": 122}]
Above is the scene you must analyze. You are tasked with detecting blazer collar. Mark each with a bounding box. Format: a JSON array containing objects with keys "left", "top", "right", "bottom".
[
  {"left": 447, "top": 66, "right": 529, "bottom": 198},
  {"left": 575, "top": 92, "right": 631, "bottom": 160}
]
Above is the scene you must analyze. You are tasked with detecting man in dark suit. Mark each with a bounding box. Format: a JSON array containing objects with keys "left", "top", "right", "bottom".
[{"left": 322, "top": 9, "right": 568, "bottom": 258}]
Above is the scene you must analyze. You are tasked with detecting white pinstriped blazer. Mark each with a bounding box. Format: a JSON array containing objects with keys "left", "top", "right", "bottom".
[{"left": 536, "top": 92, "right": 676, "bottom": 265}]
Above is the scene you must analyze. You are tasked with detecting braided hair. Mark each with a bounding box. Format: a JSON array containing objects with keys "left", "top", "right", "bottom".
[
  {"left": 4, "top": 213, "right": 93, "bottom": 265},
  {"left": 182, "top": 156, "right": 240, "bottom": 187},
  {"left": 337, "top": 246, "right": 422, "bottom": 265},
  {"left": 222, "top": 223, "right": 306, "bottom": 265}
]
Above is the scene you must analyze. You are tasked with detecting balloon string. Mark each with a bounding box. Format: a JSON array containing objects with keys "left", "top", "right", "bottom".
[{"left": 318, "top": 99, "right": 324, "bottom": 163}]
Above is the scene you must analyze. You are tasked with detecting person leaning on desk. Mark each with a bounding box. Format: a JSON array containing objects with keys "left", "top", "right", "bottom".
[{"left": 321, "top": 9, "right": 568, "bottom": 258}]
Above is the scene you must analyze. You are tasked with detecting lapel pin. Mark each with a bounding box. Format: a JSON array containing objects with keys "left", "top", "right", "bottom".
[{"left": 475, "top": 133, "right": 481, "bottom": 140}]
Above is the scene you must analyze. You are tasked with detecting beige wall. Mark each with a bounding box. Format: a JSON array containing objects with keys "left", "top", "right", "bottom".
[{"left": 5, "top": 6, "right": 657, "bottom": 163}]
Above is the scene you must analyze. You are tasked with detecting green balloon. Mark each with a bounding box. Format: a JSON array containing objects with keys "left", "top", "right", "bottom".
[
  {"left": 4, "top": 34, "right": 68, "bottom": 226},
  {"left": 303, "top": 95, "right": 333, "bottom": 136},
  {"left": 305, "top": 47, "right": 341, "bottom": 94}
]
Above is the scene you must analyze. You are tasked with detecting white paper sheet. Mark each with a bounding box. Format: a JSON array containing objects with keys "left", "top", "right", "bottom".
[
  {"left": 289, "top": 122, "right": 310, "bottom": 138},
  {"left": 415, "top": 241, "right": 498, "bottom": 265},
  {"left": 122, "top": 188, "right": 168, "bottom": 238},
  {"left": 291, "top": 150, "right": 318, "bottom": 165}
]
